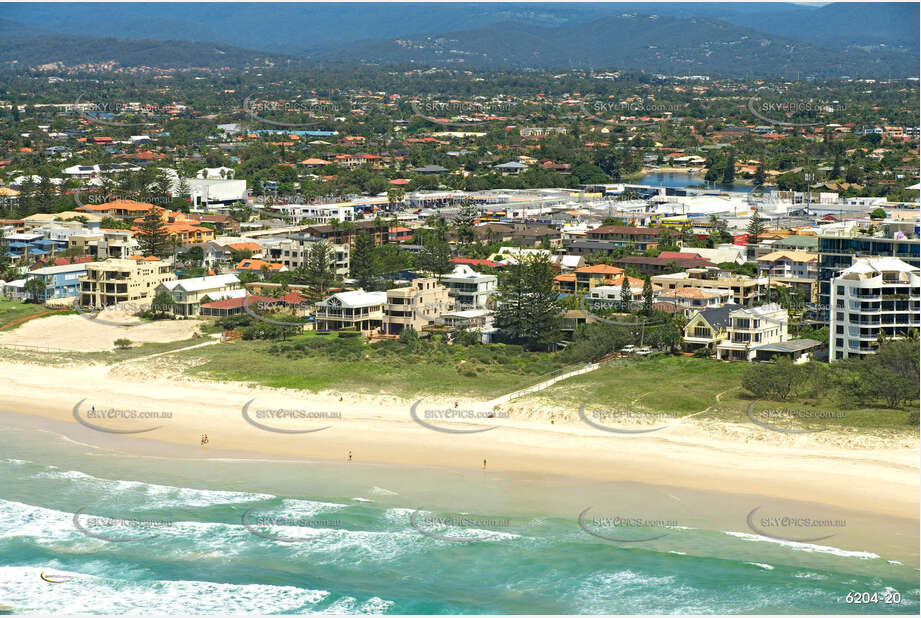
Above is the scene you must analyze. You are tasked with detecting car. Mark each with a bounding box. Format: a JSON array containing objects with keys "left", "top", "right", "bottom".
[
  {"left": 620, "top": 345, "right": 636, "bottom": 354},
  {"left": 635, "top": 347, "right": 653, "bottom": 356}
]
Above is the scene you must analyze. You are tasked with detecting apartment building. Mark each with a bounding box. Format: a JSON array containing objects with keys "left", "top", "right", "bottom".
[
  {"left": 817, "top": 219, "right": 920, "bottom": 321},
  {"left": 829, "top": 257, "right": 921, "bottom": 361},
  {"left": 261, "top": 235, "right": 350, "bottom": 276},
  {"left": 440, "top": 264, "right": 497, "bottom": 310},
  {"left": 715, "top": 303, "right": 789, "bottom": 361},
  {"left": 315, "top": 290, "right": 387, "bottom": 333},
  {"left": 756, "top": 250, "right": 819, "bottom": 302},
  {"left": 585, "top": 226, "right": 672, "bottom": 252},
  {"left": 156, "top": 273, "right": 243, "bottom": 317},
  {"left": 79, "top": 256, "right": 176, "bottom": 308},
  {"left": 270, "top": 203, "right": 354, "bottom": 224},
  {"left": 382, "top": 277, "right": 454, "bottom": 335},
  {"left": 652, "top": 268, "right": 767, "bottom": 306}
]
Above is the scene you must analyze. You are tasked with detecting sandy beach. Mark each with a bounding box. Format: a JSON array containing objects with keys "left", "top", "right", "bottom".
[{"left": 1, "top": 356, "right": 917, "bottom": 527}]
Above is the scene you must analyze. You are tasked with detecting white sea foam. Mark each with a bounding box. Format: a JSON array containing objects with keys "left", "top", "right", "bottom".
[
  {"left": 0, "top": 565, "right": 343, "bottom": 614},
  {"left": 369, "top": 486, "right": 398, "bottom": 496},
  {"left": 33, "top": 467, "right": 276, "bottom": 507},
  {"left": 746, "top": 562, "right": 775, "bottom": 570},
  {"left": 723, "top": 531, "right": 880, "bottom": 560}
]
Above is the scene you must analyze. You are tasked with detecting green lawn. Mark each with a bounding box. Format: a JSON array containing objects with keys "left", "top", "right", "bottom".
[
  {"left": 174, "top": 333, "right": 568, "bottom": 398},
  {"left": 523, "top": 356, "right": 917, "bottom": 434},
  {"left": 0, "top": 299, "right": 68, "bottom": 330}
]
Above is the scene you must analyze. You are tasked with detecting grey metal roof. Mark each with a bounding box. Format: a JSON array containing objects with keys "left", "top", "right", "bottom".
[
  {"left": 694, "top": 303, "right": 743, "bottom": 329},
  {"left": 752, "top": 339, "right": 823, "bottom": 353}
]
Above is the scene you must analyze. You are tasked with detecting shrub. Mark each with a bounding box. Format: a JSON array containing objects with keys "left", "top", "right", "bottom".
[{"left": 114, "top": 338, "right": 132, "bottom": 350}]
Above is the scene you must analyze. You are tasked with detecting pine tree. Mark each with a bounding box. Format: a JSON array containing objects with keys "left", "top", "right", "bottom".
[
  {"left": 619, "top": 275, "right": 632, "bottom": 312},
  {"left": 753, "top": 163, "right": 765, "bottom": 186},
  {"left": 418, "top": 234, "right": 452, "bottom": 280},
  {"left": 453, "top": 200, "right": 480, "bottom": 245},
  {"left": 494, "top": 254, "right": 560, "bottom": 350},
  {"left": 722, "top": 150, "right": 735, "bottom": 185},
  {"left": 747, "top": 210, "right": 766, "bottom": 246},
  {"left": 305, "top": 241, "right": 336, "bottom": 298},
  {"left": 642, "top": 275, "right": 654, "bottom": 315},
  {"left": 350, "top": 230, "right": 377, "bottom": 290},
  {"left": 137, "top": 208, "right": 170, "bottom": 257}
]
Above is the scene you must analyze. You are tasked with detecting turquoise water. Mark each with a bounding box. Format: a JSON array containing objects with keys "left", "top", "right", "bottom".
[{"left": 0, "top": 421, "right": 918, "bottom": 614}]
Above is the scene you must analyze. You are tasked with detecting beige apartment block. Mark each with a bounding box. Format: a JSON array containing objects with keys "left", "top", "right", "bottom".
[
  {"left": 383, "top": 277, "right": 454, "bottom": 335},
  {"left": 79, "top": 256, "right": 176, "bottom": 309}
]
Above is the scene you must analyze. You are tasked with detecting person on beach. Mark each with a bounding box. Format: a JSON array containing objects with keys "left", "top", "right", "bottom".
[
  {"left": 348, "top": 450, "right": 352, "bottom": 463},
  {"left": 482, "top": 458, "right": 487, "bottom": 470},
  {"left": 200, "top": 434, "right": 209, "bottom": 449}
]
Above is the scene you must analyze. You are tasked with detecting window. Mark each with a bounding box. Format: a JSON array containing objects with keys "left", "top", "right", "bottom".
[{"left": 837, "top": 286, "right": 845, "bottom": 295}]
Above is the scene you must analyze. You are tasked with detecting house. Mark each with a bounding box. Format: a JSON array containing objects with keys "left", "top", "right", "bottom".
[
  {"left": 829, "top": 257, "right": 920, "bottom": 361},
  {"left": 24, "top": 262, "right": 97, "bottom": 302},
  {"left": 560, "top": 309, "right": 598, "bottom": 340},
  {"left": 440, "top": 264, "right": 497, "bottom": 310},
  {"left": 574, "top": 264, "right": 625, "bottom": 292},
  {"left": 412, "top": 164, "right": 448, "bottom": 175},
  {"left": 652, "top": 269, "right": 767, "bottom": 306},
  {"left": 756, "top": 250, "right": 819, "bottom": 302},
  {"left": 199, "top": 295, "right": 280, "bottom": 318},
  {"left": 682, "top": 304, "right": 743, "bottom": 353},
  {"left": 494, "top": 161, "right": 528, "bottom": 175},
  {"left": 657, "top": 287, "right": 733, "bottom": 315},
  {"left": 586, "top": 226, "right": 671, "bottom": 251},
  {"left": 77, "top": 199, "right": 157, "bottom": 218},
  {"left": 156, "top": 273, "right": 243, "bottom": 317},
  {"left": 235, "top": 258, "right": 288, "bottom": 277},
  {"left": 79, "top": 256, "right": 176, "bottom": 308},
  {"left": 715, "top": 303, "right": 789, "bottom": 361},
  {"left": 612, "top": 255, "right": 713, "bottom": 275},
  {"left": 382, "top": 277, "right": 454, "bottom": 335},
  {"left": 587, "top": 275, "right": 646, "bottom": 305},
  {"left": 315, "top": 289, "right": 388, "bottom": 333}
]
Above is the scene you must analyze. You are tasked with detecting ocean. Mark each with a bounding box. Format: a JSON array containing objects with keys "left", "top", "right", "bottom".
[{"left": 0, "top": 418, "right": 917, "bottom": 614}]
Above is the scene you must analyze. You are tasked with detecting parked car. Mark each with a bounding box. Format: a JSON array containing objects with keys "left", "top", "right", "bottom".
[
  {"left": 635, "top": 346, "right": 653, "bottom": 356},
  {"left": 620, "top": 345, "right": 636, "bottom": 354}
]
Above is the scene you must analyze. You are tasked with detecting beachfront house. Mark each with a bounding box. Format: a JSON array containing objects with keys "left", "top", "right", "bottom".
[
  {"left": 682, "top": 304, "right": 742, "bottom": 354},
  {"left": 24, "top": 262, "right": 97, "bottom": 303},
  {"left": 715, "top": 303, "right": 790, "bottom": 362},
  {"left": 315, "top": 289, "right": 387, "bottom": 334},
  {"left": 440, "top": 264, "right": 497, "bottom": 310},
  {"left": 156, "top": 273, "right": 244, "bottom": 318}
]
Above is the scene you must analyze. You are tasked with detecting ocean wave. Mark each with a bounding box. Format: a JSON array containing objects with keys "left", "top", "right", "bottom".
[
  {"left": 723, "top": 531, "right": 880, "bottom": 560},
  {"left": 0, "top": 566, "right": 345, "bottom": 614},
  {"left": 746, "top": 562, "right": 775, "bottom": 570},
  {"left": 33, "top": 467, "right": 276, "bottom": 507}
]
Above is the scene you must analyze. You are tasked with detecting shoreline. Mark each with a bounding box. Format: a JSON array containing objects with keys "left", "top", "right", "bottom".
[{"left": 2, "top": 358, "right": 917, "bottom": 524}]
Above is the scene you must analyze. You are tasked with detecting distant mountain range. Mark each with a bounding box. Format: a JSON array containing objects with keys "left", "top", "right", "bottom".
[{"left": 0, "top": 2, "right": 916, "bottom": 77}]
